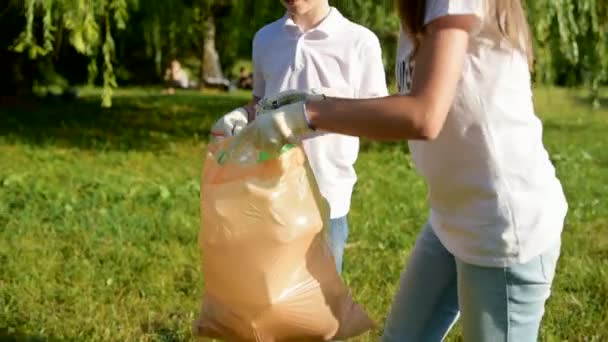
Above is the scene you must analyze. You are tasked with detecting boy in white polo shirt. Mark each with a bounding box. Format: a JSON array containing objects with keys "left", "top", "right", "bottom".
[{"left": 211, "top": 0, "right": 388, "bottom": 274}]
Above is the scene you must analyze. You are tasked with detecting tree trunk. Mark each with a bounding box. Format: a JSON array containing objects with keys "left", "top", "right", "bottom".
[
  {"left": 153, "top": 15, "right": 163, "bottom": 78},
  {"left": 0, "top": 2, "right": 34, "bottom": 98},
  {"left": 201, "top": 14, "right": 224, "bottom": 81},
  {"left": 0, "top": 52, "right": 36, "bottom": 98}
]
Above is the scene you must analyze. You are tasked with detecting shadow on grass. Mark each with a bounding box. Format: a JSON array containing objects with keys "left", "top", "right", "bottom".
[
  {"left": 0, "top": 90, "right": 247, "bottom": 151},
  {"left": 574, "top": 94, "right": 607, "bottom": 109},
  {"left": 0, "top": 327, "right": 190, "bottom": 342},
  {"left": 141, "top": 320, "right": 191, "bottom": 342},
  {"left": 0, "top": 90, "right": 415, "bottom": 154},
  {"left": 542, "top": 120, "right": 600, "bottom": 133},
  {"left": 147, "top": 328, "right": 187, "bottom": 342},
  {"left": 0, "top": 328, "right": 60, "bottom": 342}
]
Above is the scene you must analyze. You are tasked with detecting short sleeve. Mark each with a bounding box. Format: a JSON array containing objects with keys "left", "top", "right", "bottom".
[
  {"left": 357, "top": 35, "right": 389, "bottom": 98},
  {"left": 251, "top": 33, "right": 265, "bottom": 99},
  {"left": 424, "top": 0, "right": 485, "bottom": 26}
]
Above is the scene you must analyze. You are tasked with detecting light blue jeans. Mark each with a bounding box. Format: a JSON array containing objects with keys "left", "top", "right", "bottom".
[
  {"left": 329, "top": 216, "right": 349, "bottom": 342},
  {"left": 383, "top": 224, "right": 561, "bottom": 342},
  {"left": 329, "top": 216, "right": 349, "bottom": 274}
]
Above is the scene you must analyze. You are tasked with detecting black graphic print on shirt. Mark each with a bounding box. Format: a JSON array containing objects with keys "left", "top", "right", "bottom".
[{"left": 397, "top": 58, "right": 415, "bottom": 94}]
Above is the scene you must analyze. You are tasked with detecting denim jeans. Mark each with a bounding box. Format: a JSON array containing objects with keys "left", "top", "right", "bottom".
[
  {"left": 382, "top": 224, "right": 561, "bottom": 342},
  {"left": 329, "top": 216, "right": 349, "bottom": 274},
  {"left": 328, "top": 216, "right": 349, "bottom": 342}
]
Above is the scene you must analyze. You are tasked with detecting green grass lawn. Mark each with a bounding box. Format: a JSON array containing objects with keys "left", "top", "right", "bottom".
[{"left": 1, "top": 87, "right": 607, "bottom": 341}]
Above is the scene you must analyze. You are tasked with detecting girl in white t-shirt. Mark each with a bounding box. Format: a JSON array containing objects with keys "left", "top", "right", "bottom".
[{"left": 231, "top": 0, "right": 568, "bottom": 340}]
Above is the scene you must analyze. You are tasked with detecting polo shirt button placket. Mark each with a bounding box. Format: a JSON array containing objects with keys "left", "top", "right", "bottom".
[{"left": 294, "top": 34, "right": 305, "bottom": 71}]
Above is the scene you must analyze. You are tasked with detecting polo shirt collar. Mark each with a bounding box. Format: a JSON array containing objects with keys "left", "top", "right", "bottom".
[{"left": 282, "top": 7, "right": 344, "bottom": 36}]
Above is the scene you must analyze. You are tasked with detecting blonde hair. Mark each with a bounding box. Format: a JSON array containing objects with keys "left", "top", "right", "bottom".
[{"left": 396, "top": 0, "right": 534, "bottom": 68}]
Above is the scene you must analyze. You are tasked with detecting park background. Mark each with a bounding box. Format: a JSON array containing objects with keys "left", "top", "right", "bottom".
[{"left": 1, "top": 1, "right": 607, "bottom": 341}]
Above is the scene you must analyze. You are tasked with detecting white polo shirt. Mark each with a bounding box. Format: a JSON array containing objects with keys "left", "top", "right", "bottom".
[
  {"left": 396, "top": 0, "right": 568, "bottom": 267},
  {"left": 252, "top": 7, "right": 388, "bottom": 218}
]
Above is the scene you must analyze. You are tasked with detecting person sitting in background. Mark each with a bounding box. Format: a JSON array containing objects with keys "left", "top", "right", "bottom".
[
  {"left": 164, "top": 59, "right": 191, "bottom": 94},
  {"left": 237, "top": 66, "right": 253, "bottom": 90}
]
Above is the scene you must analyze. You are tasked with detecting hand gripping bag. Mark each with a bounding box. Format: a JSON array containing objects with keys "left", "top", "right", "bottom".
[{"left": 194, "top": 138, "right": 374, "bottom": 341}]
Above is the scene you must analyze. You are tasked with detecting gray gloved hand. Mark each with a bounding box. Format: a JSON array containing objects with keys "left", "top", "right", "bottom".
[{"left": 210, "top": 107, "right": 249, "bottom": 140}]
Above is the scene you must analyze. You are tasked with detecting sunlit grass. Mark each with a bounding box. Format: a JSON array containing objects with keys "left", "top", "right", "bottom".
[{"left": 1, "top": 87, "right": 607, "bottom": 341}]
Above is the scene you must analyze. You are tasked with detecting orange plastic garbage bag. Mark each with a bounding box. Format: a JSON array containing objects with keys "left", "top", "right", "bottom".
[{"left": 194, "top": 138, "right": 374, "bottom": 341}]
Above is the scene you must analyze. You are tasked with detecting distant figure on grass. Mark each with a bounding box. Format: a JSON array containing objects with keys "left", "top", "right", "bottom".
[
  {"left": 163, "top": 59, "right": 194, "bottom": 94},
  {"left": 237, "top": 66, "right": 253, "bottom": 90}
]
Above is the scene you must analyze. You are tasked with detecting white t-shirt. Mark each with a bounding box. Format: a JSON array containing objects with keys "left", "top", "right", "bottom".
[
  {"left": 253, "top": 8, "right": 388, "bottom": 218},
  {"left": 396, "top": 0, "right": 568, "bottom": 267}
]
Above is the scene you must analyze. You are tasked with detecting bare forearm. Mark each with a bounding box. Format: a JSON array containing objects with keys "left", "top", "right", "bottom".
[
  {"left": 244, "top": 96, "right": 261, "bottom": 122},
  {"left": 304, "top": 18, "right": 475, "bottom": 142},
  {"left": 306, "top": 94, "right": 441, "bottom": 141}
]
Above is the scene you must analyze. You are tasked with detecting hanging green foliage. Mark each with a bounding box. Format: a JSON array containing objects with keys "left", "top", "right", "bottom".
[
  {"left": 12, "top": 0, "right": 131, "bottom": 107},
  {"left": 528, "top": 0, "right": 607, "bottom": 108},
  {"left": 10, "top": 0, "right": 608, "bottom": 107}
]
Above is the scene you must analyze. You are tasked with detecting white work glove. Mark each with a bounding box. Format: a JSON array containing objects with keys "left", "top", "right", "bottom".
[
  {"left": 210, "top": 107, "right": 249, "bottom": 139},
  {"left": 224, "top": 88, "right": 338, "bottom": 161},
  {"left": 242, "top": 87, "right": 343, "bottom": 150},
  {"left": 232, "top": 101, "right": 314, "bottom": 156}
]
